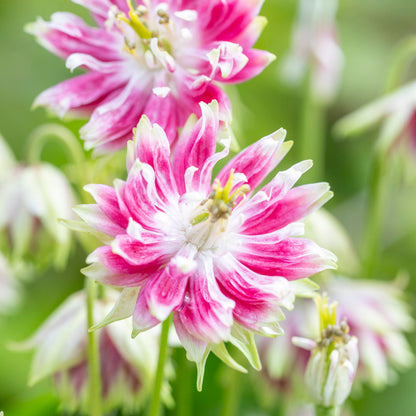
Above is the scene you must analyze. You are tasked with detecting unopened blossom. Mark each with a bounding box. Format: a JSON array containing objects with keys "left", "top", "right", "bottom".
[
  {"left": 292, "top": 294, "right": 359, "bottom": 408},
  {"left": 75, "top": 101, "right": 336, "bottom": 388},
  {"left": 28, "top": 0, "right": 275, "bottom": 153},
  {"left": 281, "top": 0, "right": 343, "bottom": 103},
  {"left": 262, "top": 274, "right": 414, "bottom": 393},
  {"left": 18, "top": 290, "right": 167, "bottom": 414},
  {"left": 0, "top": 251, "right": 20, "bottom": 314},
  {"left": 0, "top": 136, "right": 75, "bottom": 269}
]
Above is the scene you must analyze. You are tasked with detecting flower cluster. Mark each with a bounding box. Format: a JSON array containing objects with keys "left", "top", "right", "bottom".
[{"left": 28, "top": 0, "right": 274, "bottom": 153}]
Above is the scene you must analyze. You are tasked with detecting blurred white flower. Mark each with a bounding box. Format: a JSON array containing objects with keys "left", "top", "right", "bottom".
[
  {"left": 281, "top": 0, "right": 343, "bottom": 103},
  {"left": 0, "top": 135, "right": 75, "bottom": 270},
  {"left": 17, "top": 289, "right": 169, "bottom": 414}
]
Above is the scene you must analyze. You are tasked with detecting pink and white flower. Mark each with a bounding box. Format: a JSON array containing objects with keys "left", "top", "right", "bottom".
[
  {"left": 18, "top": 290, "right": 167, "bottom": 414},
  {"left": 28, "top": 0, "right": 275, "bottom": 153},
  {"left": 76, "top": 101, "right": 336, "bottom": 387}
]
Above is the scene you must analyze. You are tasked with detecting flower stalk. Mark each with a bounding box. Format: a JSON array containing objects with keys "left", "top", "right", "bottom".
[
  {"left": 299, "top": 70, "right": 326, "bottom": 182},
  {"left": 26, "top": 123, "right": 86, "bottom": 189},
  {"left": 86, "top": 278, "right": 102, "bottom": 416},
  {"left": 385, "top": 35, "right": 416, "bottom": 92},
  {"left": 149, "top": 315, "right": 173, "bottom": 416}
]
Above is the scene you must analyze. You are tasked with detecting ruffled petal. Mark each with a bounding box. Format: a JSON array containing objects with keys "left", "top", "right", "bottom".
[
  {"left": 26, "top": 12, "right": 120, "bottom": 61},
  {"left": 144, "top": 254, "right": 197, "bottom": 321},
  {"left": 33, "top": 72, "right": 125, "bottom": 119},
  {"left": 127, "top": 115, "right": 178, "bottom": 201},
  {"left": 80, "top": 81, "right": 151, "bottom": 152},
  {"left": 217, "top": 128, "right": 290, "bottom": 192},
  {"left": 236, "top": 237, "right": 337, "bottom": 280},
  {"left": 83, "top": 246, "right": 149, "bottom": 286},
  {"left": 132, "top": 286, "right": 161, "bottom": 335},
  {"left": 111, "top": 234, "right": 169, "bottom": 270},
  {"left": 173, "top": 101, "right": 220, "bottom": 194},
  {"left": 240, "top": 182, "right": 332, "bottom": 235},
  {"left": 84, "top": 184, "right": 128, "bottom": 229},
  {"left": 177, "top": 258, "right": 235, "bottom": 344}
]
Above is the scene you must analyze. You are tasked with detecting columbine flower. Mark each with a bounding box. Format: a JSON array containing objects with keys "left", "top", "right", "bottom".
[
  {"left": 27, "top": 0, "right": 275, "bottom": 153},
  {"left": 75, "top": 101, "right": 336, "bottom": 388},
  {"left": 292, "top": 294, "right": 358, "bottom": 408},
  {"left": 262, "top": 274, "right": 414, "bottom": 394},
  {"left": 17, "top": 290, "right": 166, "bottom": 414},
  {"left": 325, "top": 275, "right": 414, "bottom": 388},
  {"left": 0, "top": 251, "right": 20, "bottom": 314},
  {"left": 0, "top": 136, "right": 75, "bottom": 270},
  {"left": 281, "top": 0, "right": 343, "bottom": 103},
  {"left": 335, "top": 81, "right": 416, "bottom": 164}
]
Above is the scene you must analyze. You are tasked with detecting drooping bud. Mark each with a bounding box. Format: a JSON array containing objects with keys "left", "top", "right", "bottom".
[{"left": 292, "top": 294, "right": 358, "bottom": 408}]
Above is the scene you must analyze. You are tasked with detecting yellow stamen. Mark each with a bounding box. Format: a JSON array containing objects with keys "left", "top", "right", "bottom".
[
  {"left": 315, "top": 293, "right": 337, "bottom": 333},
  {"left": 118, "top": 0, "right": 152, "bottom": 40}
]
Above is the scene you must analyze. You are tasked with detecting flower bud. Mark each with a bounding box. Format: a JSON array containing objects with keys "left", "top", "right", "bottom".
[
  {"left": 0, "top": 137, "right": 75, "bottom": 270},
  {"left": 293, "top": 294, "right": 358, "bottom": 408}
]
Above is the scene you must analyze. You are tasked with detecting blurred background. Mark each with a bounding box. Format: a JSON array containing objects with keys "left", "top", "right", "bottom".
[{"left": 0, "top": 0, "right": 415, "bottom": 414}]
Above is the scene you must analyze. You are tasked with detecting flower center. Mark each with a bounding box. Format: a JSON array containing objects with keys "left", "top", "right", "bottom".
[
  {"left": 184, "top": 170, "right": 249, "bottom": 252},
  {"left": 316, "top": 294, "right": 351, "bottom": 349},
  {"left": 192, "top": 170, "right": 250, "bottom": 226},
  {"left": 115, "top": 1, "right": 174, "bottom": 64}
]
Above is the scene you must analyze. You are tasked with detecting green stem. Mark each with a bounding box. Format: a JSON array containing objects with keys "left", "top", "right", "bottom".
[
  {"left": 315, "top": 405, "right": 340, "bottom": 416},
  {"left": 385, "top": 36, "right": 416, "bottom": 92},
  {"left": 86, "top": 278, "right": 102, "bottom": 416},
  {"left": 26, "top": 123, "right": 87, "bottom": 189},
  {"left": 149, "top": 315, "right": 172, "bottom": 416},
  {"left": 176, "top": 349, "right": 192, "bottom": 416},
  {"left": 299, "top": 71, "right": 326, "bottom": 182},
  {"left": 219, "top": 368, "right": 241, "bottom": 416}
]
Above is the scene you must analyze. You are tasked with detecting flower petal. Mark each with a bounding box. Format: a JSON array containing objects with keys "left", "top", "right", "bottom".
[
  {"left": 217, "top": 128, "right": 291, "bottom": 192},
  {"left": 236, "top": 237, "right": 337, "bottom": 280}
]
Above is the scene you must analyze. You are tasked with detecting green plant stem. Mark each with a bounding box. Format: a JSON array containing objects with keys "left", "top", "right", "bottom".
[
  {"left": 385, "top": 36, "right": 416, "bottom": 92},
  {"left": 362, "top": 149, "right": 386, "bottom": 278},
  {"left": 149, "top": 315, "right": 172, "bottom": 416},
  {"left": 176, "top": 349, "right": 192, "bottom": 416},
  {"left": 26, "top": 123, "right": 87, "bottom": 189},
  {"left": 86, "top": 278, "right": 102, "bottom": 416},
  {"left": 219, "top": 369, "right": 241, "bottom": 416},
  {"left": 315, "top": 405, "right": 340, "bottom": 416},
  {"left": 362, "top": 110, "right": 404, "bottom": 278},
  {"left": 299, "top": 71, "right": 326, "bottom": 183}
]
